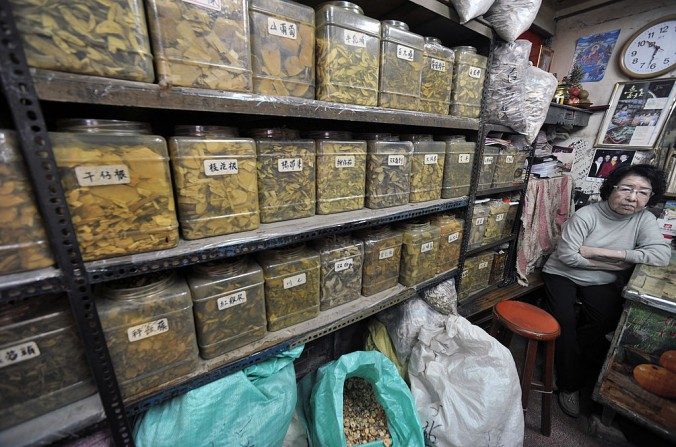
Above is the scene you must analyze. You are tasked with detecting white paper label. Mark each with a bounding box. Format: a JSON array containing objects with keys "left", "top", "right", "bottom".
[
  {"left": 468, "top": 66, "right": 482, "bottom": 78},
  {"left": 388, "top": 155, "right": 405, "bottom": 166},
  {"left": 424, "top": 154, "right": 438, "bottom": 165},
  {"left": 283, "top": 273, "right": 306, "bottom": 289},
  {"left": 396, "top": 44, "right": 415, "bottom": 61},
  {"left": 204, "top": 159, "right": 238, "bottom": 176},
  {"left": 0, "top": 341, "right": 40, "bottom": 369},
  {"left": 183, "top": 0, "right": 221, "bottom": 11},
  {"left": 483, "top": 156, "right": 493, "bottom": 165},
  {"left": 448, "top": 232, "right": 460, "bottom": 243},
  {"left": 461, "top": 270, "right": 469, "bottom": 278},
  {"left": 496, "top": 213, "right": 505, "bottom": 222},
  {"left": 75, "top": 165, "right": 130, "bottom": 186},
  {"left": 421, "top": 241, "right": 434, "bottom": 253},
  {"left": 127, "top": 318, "right": 169, "bottom": 342},
  {"left": 335, "top": 155, "right": 356, "bottom": 168},
  {"left": 505, "top": 155, "right": 514, "bottom": 164},
  {"left": 334, "top": 258, "right": 354, "bottom": 272},
  {"left": 430, "top": 58, "right": 447, "bottom": 72},
  {"left": 458, "top": 154, "right": 471, "bottom": 164},
  {"left": 217, "top": 290, "right": 247, "bottom": 310},
  {"left": 379, "top": 248, "right": 394, "bottom": 260},
  {"left": 344, "top": 30, "right": 366, "bottom": 48},
  {"left": 278, "top": 157, "right": 303, "bottom": 172},
  {"left": 478, "top": 261, "right": 489, "bottom": 269},
  {"left": 475, "top": 217, "right": 485, "bottom": 225},
  {"left": 267, "top": 17, "right": 298, "bottom": 39}
]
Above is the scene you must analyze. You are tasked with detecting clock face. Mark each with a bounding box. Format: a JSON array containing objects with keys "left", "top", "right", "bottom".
[{"left": 621, "top": 17, "right": 676, "bottom": 78}]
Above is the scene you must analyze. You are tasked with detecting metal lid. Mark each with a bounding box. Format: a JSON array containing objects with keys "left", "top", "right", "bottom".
[
  {"left": 452, "top": 45, "right": 477, "bottom": 54},
  {"left": 321, "top": 1, "right": 363, "bottom": 14},
  {"left": 382, "top": 20, "right": 409, "bottom": 31},
  {"left": 247, "top": 128, "right": 289, "bottom": 139},
  {"left": 304, "top": 130, "right": 352, "bottom": 140},
  {"left": 174, "top": 125, "right": 237, "bottom": 137},
  {"left": 424, "top": 36, "right": 442, "bottom": 45},
  {"left": 58, "top": 119, "right": 152, "bottom": 135},
  {"left": 101, "top": 272, "right": 175, "bottom": 301},
  {"left": 193, "top": 257, "right": 247, "bottom": 277}
]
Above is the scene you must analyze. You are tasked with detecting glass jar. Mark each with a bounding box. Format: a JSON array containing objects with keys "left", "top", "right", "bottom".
[
  {"left": 419, "top": 37, "right": 454, "bottom": 114},
  {"left": 398, "top": 220, "right": 440, "bottom": 286},
  {"left": 249, "top": 0, "right": 315, "bottom": 98},
  {"left": 0, "top": 296, "right": 95, "bottom": 430},
  {"left": 493, "top": 145, "right": 520, "bottom": 188},
  {"left": 463, "top": 252, "right": 495, "bottom": 293},
  {"left": 438, "top": 135, "right": 474, "bottom": 199},
  {"left": 251, "top": 128, "right": 316, "bottom": 223},
  {"left": 308, "top": 130, "right": 366, "bottom": 215},
  {"left": 468, "top": 200, "right": 490, "bottom": 249},
  {"left": 10, "top": 0, "right": 153, "bottom": 82},
  {"left": 477, "top": 145, "right": 499, "bottom": 191},
  {"left": 489, "top": 249, "right": 508, "bottom": 285},
  {"left": 96, "top": 273, "right": 199, "bottom": 399},
  {"left": 187, "top": 257, "right": 266, "bottom": 359},
  {"left": 0, "top": 130, "right": 53, "bottom": 274},
  {"left": 401, "top": 134, "right": 445, "bottom": 203},
  {"left": 378, "top": 20, "right": 424, "bottom": 111},
  {"left": 512, "top": 150, "right": 529, "bottom": 185},
  {"left": 484, "top": 200, "right": 510, "bottom": 243},
  {"left": 315, "top": 235, "right": 364, "bottom": 310},
  {"left": 502, "top": 201, "right": 520, "bottom": 237},
  {"left": 450, "top": 46, "right": 487, "bottom": 118},
  {"left": 145, "top": 0, "right": 251, "bottom": 91},
  {"left": 315, "top": 2, "right": 381, "bottom": 106},
  {"left": 362, "top": 134, "right": 413, "bottom": 209},
  {"left": 51, "top": 120, "right": 179, "bottom": 261},
  {"left": 357, "top": 226, "right": 403, "bottom": 296},
  {"left": 430, "top": 214, "right": 463, "bottom": 274},
  {"left": 169, "top": 126, "right": 259, "bottom": 240},
  {"left": 257, "top": 244, "right": 320, "bottom": 331}
]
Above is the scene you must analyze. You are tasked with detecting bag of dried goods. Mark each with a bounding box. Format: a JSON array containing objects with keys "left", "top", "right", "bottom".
[
  {"left": 524, "top": 66, "right": 558, "bottom": 143},
  {"left": 448, "top": 0, "right": 496, "bottom": 23},
  {"left": 484, "top": 0, "right": 543, "bottom": 43}
]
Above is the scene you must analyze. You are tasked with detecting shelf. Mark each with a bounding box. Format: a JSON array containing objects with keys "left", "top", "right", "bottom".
[
  {"left": 486, "top": 123, "right": 516, "bottom": 133},
  {"left": 465, "top": 235, "right": 517, "bottom": 257},
  {"left": 31, "top": 69, "right": 480, "bottom": 131},
  {"left": 125, "top": 267, "right": 458, "bottom": 415},
  {"left": 475, "top": 184, "right": 524, "bottom": 198},
  {"left": 0, "top": 267, "right": 64, "bottom": 303},
  {"left": 85, "top": 197, "right": 468, "bottom": 283},
  {"left": 458, "top": 271, "right": 544, "bottom": 317}
]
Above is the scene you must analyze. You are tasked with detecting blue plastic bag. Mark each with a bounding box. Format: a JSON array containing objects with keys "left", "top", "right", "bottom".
[{"left": 134, "top": 346, "right": 303, "bottom": 447}]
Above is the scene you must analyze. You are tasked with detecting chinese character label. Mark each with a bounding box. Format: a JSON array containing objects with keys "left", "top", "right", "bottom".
[
  {"left": 127, "top": 318, "right": 169, "bottom": 342},
  {"left": 483, "top": 156, "right": 493, "bottom": 165},
  {"left": 203, "top": 159, "right": 238, "bottom": 176},
  {"left": 335, "top": 155, "right": 356, "bottom": 168},
  {"left": 0, "top": 341, "right": 40, "bottom": 369},
  {"left": 396, "top": 44, "right": 415, "bottom": 61},
  {"left": 424, "top": 154, "right": 438, "bottom": 165},
  {"left": 379, "top": 248, "right": 394, "bottom": 259},
  {"left": 388, "top": 155, "right": 405, "bottom": 166},
  {"left": 475, "top": 217, "right": 485, "bottom": 225},
  {"left": 183, "top": 0, "right": 221, "bottom": 11},
  {"left": 478, "top": 261, "right": 489, "bottom": 269},
  {"left": 267, "top": 17, "right": 297, "bottom": 39},
  {"left": 468, "top": 66, "right": 482, "bottom": 78},
  {"left": 496, "top": 213, "right": 505, "bottom": 222},
  {"left": 458, "top": 154, "right": 471, "bottom": 164},
  {"left": 283, "top": 273, "right": 307, "bottom": 289},
  {"left": 75, "top": 165, "right": 131, "bottom": 186},
  {"left": 343, "top": 30, "right": 366, "bottom": 48},
  {"left": 448, "top": 232, "right": 459, "bottom": 243},
  {"left": 505, "top": 155, "right": 514, "bottom": 164},
  {"left": 278, "top": 157, "right": 303, "bottom": 172},
  {"left": 421, "top": 241, "right": 434, "bottom": 253},
  {"left": 217, "top": 290, "right": 247, "bottom": 310},
  {"left": 461, "top": 269, "right": 468, "bottom": 278},
  {"left": 335, "top": 257, "right": 354, "bottom": 272},
  {"left": 430, "top": 58, "right": 447, "bottom": 72}
]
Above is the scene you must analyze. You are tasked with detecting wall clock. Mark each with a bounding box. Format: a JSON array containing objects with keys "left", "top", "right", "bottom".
[{"left": 618, "top": 14, "right": 676, "bottom": 79}]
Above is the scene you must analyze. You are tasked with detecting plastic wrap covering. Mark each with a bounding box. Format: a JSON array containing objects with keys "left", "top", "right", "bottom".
[
  {"left": 145, "top": 0, "right": 251, "bottom": 91},
  {"left": 357, "top": 226, "right": 403, "bottom": 296},
  {"left": 524, "top": 66, "right": 559, "bottom": 143},
  {"left": 439, "top": 135, "right": 474, "bottom": 198},
  {"left": 419, "top": 37, "right": 454, "bottom": 114},
  {"left": 450, "top": 46, "right": 487, "bottom": 118},
  {"left": 421, "top": 277, "right": 458, "bottom": 315},
  {"left": 10, "top": 0, "right": 154, "bottom": 82},
  {"left": 448, "top": 0, "right": 496, "bottom": 23},
  {"left": 0, "top": 130, "right": 53, "bottom": 275},
  {"left": 249, "top": 0, "right": 315, "bottom": 98},
  {"left": 484, "top": 0, "right": 543, "bottom": 43},
  {"left": 362, "top": 134, "right": 413, "bottom": 209},
  {"left": 378, "top": 20, "right": 424, "bottom": 111},
  {"left": 468, "top": 199, "right": 490, "bottom": 249},
  {"left": 485, "top": 40, "right": 532, "bottom": 133},
  {"left": 401, "top": 134, "right": 445, "bottom": 203},
  {"left": 398, "top": 220, "right": 440, "bottom": 286},
  {"left": 315, "top": 2, "right": 381, "bottom": 106},
  {"left": 430, "top": 214, "right": 463, "bottom": 274},
  {"left": 314, "top": 235, "right": 364, "bottom": 310}
]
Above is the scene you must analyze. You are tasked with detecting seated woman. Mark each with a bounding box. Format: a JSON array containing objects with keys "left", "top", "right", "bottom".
[{"left": 541, "top": 164, "right": 670, "bottom": 417}]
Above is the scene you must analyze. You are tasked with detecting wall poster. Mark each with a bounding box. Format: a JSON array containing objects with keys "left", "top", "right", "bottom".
[{"left": 571, "top": 29, "right": 620, "bottom": 82}]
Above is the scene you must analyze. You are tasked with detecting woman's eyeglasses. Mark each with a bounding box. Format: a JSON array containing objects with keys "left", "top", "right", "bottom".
[{"left": 613, "top": 185, "right": 653, "bottom": 199}]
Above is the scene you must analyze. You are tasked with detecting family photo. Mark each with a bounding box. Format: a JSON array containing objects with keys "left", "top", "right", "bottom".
[{"left": 587, "top": 149, "right": 635, "bottom": 180}]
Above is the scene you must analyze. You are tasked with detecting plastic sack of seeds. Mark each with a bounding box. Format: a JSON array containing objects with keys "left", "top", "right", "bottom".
[
  {"left": 484, "top": 0, "right": 542, "bottom": 42},
  {"left": 409, "top": 316, "right": 524, "bottom": 447},
  {"left": 134, "top": 346, "right": 303, "bottom": 447},
  {"left": 524, "top": 65, "right": 558, "bottom": 143},
  {"left": 448, "top": 0, "right": 496, "bottom": 23},
  {"left": 421, "top": 277, "right": 458, "bottom": 315},
  {"left": 485, "top": 40, "right": 532, "bottom": 133}
]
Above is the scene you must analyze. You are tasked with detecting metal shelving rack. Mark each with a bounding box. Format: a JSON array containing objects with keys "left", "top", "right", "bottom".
[{"left": 0, "top": 0, "right": 531, "bottom": 445}]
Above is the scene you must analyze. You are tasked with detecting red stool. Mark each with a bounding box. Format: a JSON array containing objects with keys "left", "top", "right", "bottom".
[{"left": 490, "top": 300, "right": 561, "bottom": 436}]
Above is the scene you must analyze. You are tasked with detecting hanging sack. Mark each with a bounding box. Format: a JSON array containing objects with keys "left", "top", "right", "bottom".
[
  {"left": 484, "top": 0, "right": 543, "bottom": 42},
  {"left": 448, "top": 0, "right": 496, "bottom": 23},
  {"left": 523, "top": 66, "right": 558, "bottom": 143}
]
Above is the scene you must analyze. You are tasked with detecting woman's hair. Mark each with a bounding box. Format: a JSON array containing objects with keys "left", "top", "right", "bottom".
[{"left": 600, "top": 164, "right": 666, "bottom": 206}]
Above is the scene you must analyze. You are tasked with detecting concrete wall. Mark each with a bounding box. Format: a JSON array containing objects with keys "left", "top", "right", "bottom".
[{"left": 549, "top": 0, "right": 676, "bottom": 196}]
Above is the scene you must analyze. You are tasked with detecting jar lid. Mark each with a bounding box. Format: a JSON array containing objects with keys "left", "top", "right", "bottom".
[
  {"left": 58, "top": 119, "right": 152, "bottom": 135},
  {"left": 382, "top": 20, "right": 409, "bottom": 31},
  {"left": 193, "top": 257, "right": 247, "bottom": 277},
  {"left": 424, "top": 36, "right": 442, "bottom": 45},
  {"left": 452, "top": 45, "right": 477, "bottom": 53},
  {"left": 174, "top": 125, "right": 237, "bottom": 137},
  {"left": 304, "top": 130, "right": 352, "bottom": 140},
  {"left": 101, "top": 272, "right": 175, "bottom": 300},
  {"left": 402, "top": 219, "right": 431, "bottom": 229},
  {"left": 400, "top": 134, "right": 433, "bottom": 142},
  {"left": 247, "top": 128, "right": 289, "bottom": 139},
  {"left": 357, "top": 132, "right": 397, "bottom": 141},
  {"left": 268, "top": 243, "right": 306, "bottom": 258},
  {"left": 321, "top": 1, "right": 363, "bottom": 14}
]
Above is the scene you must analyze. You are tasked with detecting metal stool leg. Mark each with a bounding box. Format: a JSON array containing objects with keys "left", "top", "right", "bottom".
[
  {"left": 541, "top": 339, "right": 555, "bottom": 436},
  {"left": 521, "top": 339, "right": 538, "bottom": 411}
]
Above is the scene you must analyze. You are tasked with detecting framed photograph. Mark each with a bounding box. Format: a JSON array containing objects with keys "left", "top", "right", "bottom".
[
  {"left": 586, "top": 148, "right": 635, "bottom": 182},
  {"left": 537, "top": 46, "right": 554, "bottom": 72},
  {"left": 595, "top": 78, "right": 676, "bottom": 149}
]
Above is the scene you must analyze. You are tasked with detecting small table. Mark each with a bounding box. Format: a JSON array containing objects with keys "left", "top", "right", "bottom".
[{"left": 593, "top": 251, "right": 676, "bottom": 441}]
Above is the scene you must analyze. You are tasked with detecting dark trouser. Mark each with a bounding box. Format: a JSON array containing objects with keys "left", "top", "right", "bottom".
[{"left": 542, "top": 272, "right": 624, "bottom": 392}]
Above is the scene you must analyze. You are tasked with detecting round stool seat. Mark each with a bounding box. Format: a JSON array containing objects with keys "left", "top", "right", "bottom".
[{"left": 493, "top": 301, "right": 561, "bottom": 341}]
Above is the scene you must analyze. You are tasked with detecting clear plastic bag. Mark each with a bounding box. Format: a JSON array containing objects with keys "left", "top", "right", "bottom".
[
  {"left": 484, "top": 0, "right": 543, "bottom": 42},
  {"left": 448, "top": 0, "right": 496, "bottom": 23},
  {"left": 524, "top": 66, "right": 558, "bottom": 144}
]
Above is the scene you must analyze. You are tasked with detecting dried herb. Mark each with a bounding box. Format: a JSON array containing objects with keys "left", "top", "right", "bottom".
[
  {"left": 51, "top": 131, "right": 179, "bottom": 261},
  {"left": 399, "top": 221, "right": 440, "bottom": 286},
  {"left": 489, "top": 250, "right": 508, "bottom": 285},
  {"left": 419, "top": 38, "right": 454, "bottom": 114},
  {"left": 257, "top": 245, "right": 320, "bottom": 332},
  {"left": 404, "top": 137, "right": 445, "bottom": 203},
  {"left": 493, "top": 146, "right": 520, "bottom": 188},
  {"left": 146, "top": 0, "right": 251, "bottom": 91},
  {"left": 502, "top": 202, "right": 520, "bottom": 237},
  {"left": 378, "top": 22, "right": 424, "bottom": 111},
  {"left": 315, "top": 139, "right": 366, "bottom": 215},
  {"left": 431, "top": 215, "right": 463, "bottom": 274},
  {"left": 450, "top": 47, "right": 487, "bottom": 118},
  {"left": 462, "top": 252, "right": 494, "bottom": 294},
  {"left": 187, "top": 258, "right": 267, "bottom": 359},
  {"left": 169, "top": 133, "right": 259, "bottom": 240},
  {"left": 484, "top": 200, "right": 510, "bottom": 242},
  {"left": 11, "top": 0, "right": 154, "bottom": 82},
  {"left": 316, "top": 236, "right": 364, "bottom": 310},
  {"left": 343, "top": 377, "right": 392, "bottom": 447},
  {"left": 439, "top": 136, "right": 474, "bottom": 199},
  {"left": 364, "top": 137, "right": 412, "bottom": 209},
  {"left": 358, "top": 227, "right": 403, "bottom": 296},
  {"left": 467, "top": 202, "right": 489, "bottom": 249},
  {"left": 249, "top": 0, "right": 315, "bottom": 98},
  {"left": 0, "top": 130, "right": 53, "bottom": 274},
  {"left": 477, "top": 146, "right": 499, "bottom": 191}
]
